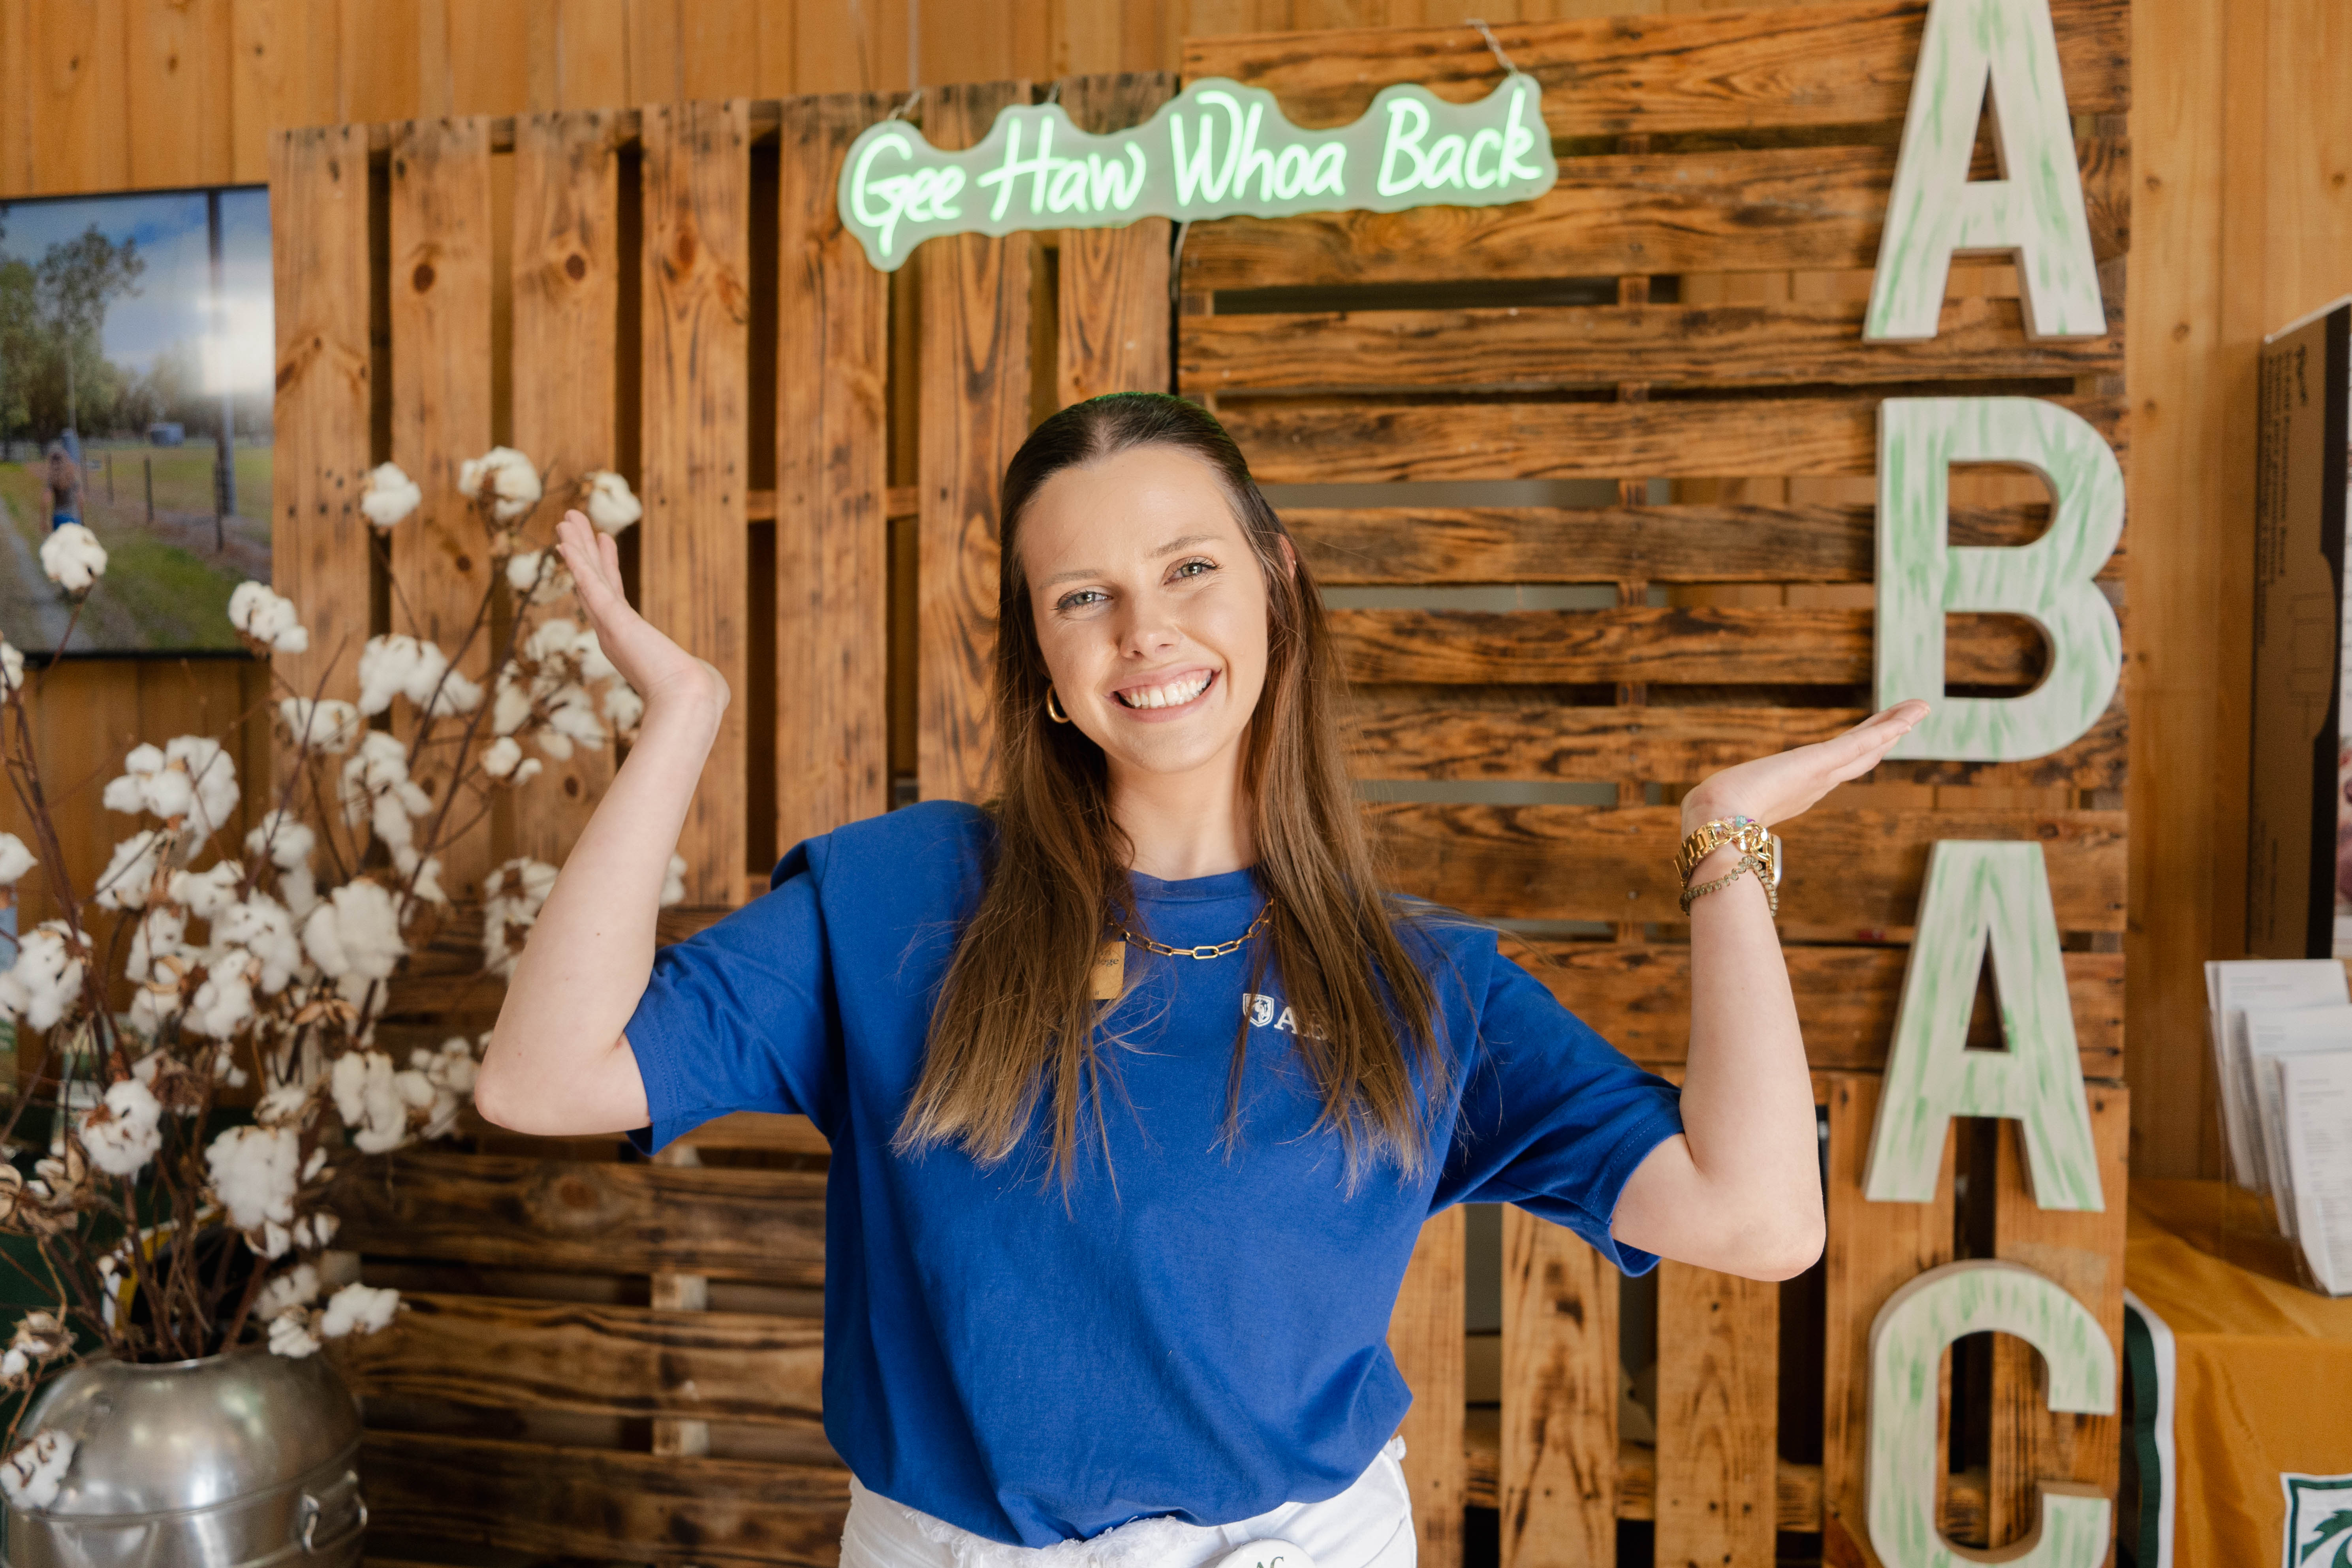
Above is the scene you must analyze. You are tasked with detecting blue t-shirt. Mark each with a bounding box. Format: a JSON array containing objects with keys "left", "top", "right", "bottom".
[{"left": 622, "top": 799, "right": 1683, "bottom": 1547}]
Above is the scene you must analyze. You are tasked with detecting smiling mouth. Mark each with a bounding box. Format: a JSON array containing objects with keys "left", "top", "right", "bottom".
[{"left": 1113, "top": 669, "right": 1217, "bottom": 711}]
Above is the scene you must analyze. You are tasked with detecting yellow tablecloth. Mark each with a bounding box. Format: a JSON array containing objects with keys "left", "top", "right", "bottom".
[{"left": 2124, "top": 1180, "right": 2352, "bottom": 1567}]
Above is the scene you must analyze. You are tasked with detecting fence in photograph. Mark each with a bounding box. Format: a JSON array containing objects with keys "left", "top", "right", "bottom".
[{"left": 270, "top": 1, "right": 2130, "bottom": 1563}]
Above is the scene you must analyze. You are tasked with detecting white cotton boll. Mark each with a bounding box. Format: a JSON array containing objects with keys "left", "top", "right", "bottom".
[
  {"left": 0, "top": 640, "right": 23, "bottom": 696},
  {"left": 523, "top": 617, "right": 584, "bottom": 664},
  {"left": 392, "top": 844, "right": 447, "bottom": 906},
  {"left": 575, "top": 630, "right": 616, "bottom": 684},
  {"left": 166, "top": 736, "right": 241, "bottom": 839},
  {"left": 581, "top": 470, "right": 642, "bottom": 534},
  {"left": 79, "top": 1078, "right": 164, "bottom": 1177},
  {"left": 0, "top": 1349, "right": 25, "bottom": 1382},
  {"left": 254, "top": 1081, "right": 312, "bottom": 1129},
  {"left": 0, "top": 833, "right": 36, "bottom": 887},
  {"left": 457, "top": 446, "right": 542, "bottom": 522},
  {"left": 278, "top": 864, "right": 319, "bottom": 924},
  {"left": 357, "top": 635, "right": 432, "bottom": 717},
  {"left": 491, "top": 669, "right": 532, "bottom": 737},
  {"left": 267, "top": 1312, "right": 320, "bottom": 1358},
  {"left": 512, "top": 758, "right": 541, "bottom": 784},
  {"left": 480, "top": 735, "right": 523, "bottom": 778},
  {"left": 93, "top": 831, "right": 166, "bottom": 912},
  {"left": 101, "top": 743, "right": 164, "bottom": 816},
  {"left": 319, "top": 1281, "right": 400, "bottom": 1339},
  {"left": 359, "top": 462, "right": 422, "bottom": 530},
  {"left": 299, "top": 879, "right": 405, "bottom": 990},
  {"left": 338, "top": 732, "right": 432, "bottom": 847},
  {"left": 602, "top": 680, "right": 644, "bottom": 736},
  {"left": 0, "top": 921, "right": 87, "bottom": 1032},
  {"left": 0, "top": 1431, "right": 75, "bottom": 1510},
  {"left": 39, "top": 522, "right": 107, "bottom": 594},
  {"left": 261, "top": 1221, "right": 293, "bottom": 1258},
  {"left": 661, "top": 852, "right": 687, "bottom": 908},
  {"left": 506, "top": 549, "right": 575, "bottom": 607},
  {"left": 425, "top": 666, "right": 481, "bottom": 717},
  {"left": 227, "top": 581, "right": 310, "bottom": 654},
  {"left": 276, "top": 697, "right": 362, "bottom": 756},
  {"left": 167, "top": 860, "right": 244, "bottom": 919},
  {"left": 306, "top": 1211, "right": 338, "bottom": 1247},
  {"left": 212, "top": 894, "right": 302, "bottom": 995},
  {"left": 423, "top": 1036, "right": 480, "bottom": 1094},
  {"left": 245, "top": 810, "right": 315, "bottom": 872},
  {"left": 541, "top": 684, "right": 604, "bottom": 756},
  {"left": 205, "top": 1124, "right": 300, "bottom": 1230},
  {"left": 330, "top": 1051, "right": 410, "bottom": 1154},
  {"left": 186, "top": 949, "right": 259, "bottom": 1040},
  {"left": 392, "top": 1069, "right": 435, "bottom": 1111},
  {"left": 126, "top": 907, "right": 188, "bottom": 985},
  {"left": 255, "top": 1261, "right": 320, "bottom": 1320}
]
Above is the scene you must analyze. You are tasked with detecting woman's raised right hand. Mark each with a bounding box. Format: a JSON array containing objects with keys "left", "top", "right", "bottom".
[{"left": 553, "top": 508, "right": 730, "bottom": 722}]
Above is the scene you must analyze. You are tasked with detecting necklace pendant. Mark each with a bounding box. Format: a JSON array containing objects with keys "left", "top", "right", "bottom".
[{"left": 1090, "top": 937, "right": 1126, "bottom": 1001}]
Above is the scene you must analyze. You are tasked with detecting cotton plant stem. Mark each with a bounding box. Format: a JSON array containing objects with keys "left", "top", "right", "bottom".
[{"left": 479, "top": 696, "right": 721, "bottom": 1134}]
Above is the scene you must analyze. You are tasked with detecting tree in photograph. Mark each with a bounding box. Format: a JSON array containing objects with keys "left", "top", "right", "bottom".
[{"left": 32, "top": 227, "right": 143, "bottom": 441}]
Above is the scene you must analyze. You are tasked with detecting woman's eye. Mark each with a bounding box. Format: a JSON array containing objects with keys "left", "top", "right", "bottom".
[
  {"left": 1171, "top": 558, "right": 1215, "bottom": 581},
  {"left": 1056, "top": 588, "right": 1105, "bottom": 612}
]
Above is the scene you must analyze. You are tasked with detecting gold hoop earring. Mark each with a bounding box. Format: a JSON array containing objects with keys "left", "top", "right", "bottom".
[{"left": 1045, "top": 686, "right": 1072, "bottom": 724}]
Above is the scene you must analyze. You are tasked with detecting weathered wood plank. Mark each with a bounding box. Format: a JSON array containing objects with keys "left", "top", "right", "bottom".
[
  {"left": 777, "top": 92, "right": 895, "bottom": 847},
  {"left": 1822, "top": 1072, "right": 1956, "bottom": 1568},
  {"left": 332, "top": 1152, "right": 825, "bottom": 1283},
  {"left": 1185, "top": 297, "right": 2122, "bottom": 397},
  {"left": 269, "top": 125, "right": 375, "bottom": 793},
  {"left": 1180, "top": 0, "right": 2128, "bottom": 137},
  {"left": 334, "top": 1292, "right": 823, "bottom": 1425},
  {"left": 1228, "top": 394, "right": 2127, "bottom": 485},
  {"left": 1291, "top": 499, "right": 2116, "bottom": 585},
  {"left": 389, "top": 116, "right": 497, "bottom": 904},
  {"left": 1391, "top": 1207, "right": 1465, "bottom": 1568},
  {"left": 359, "top": 1431, "right": 846, "bottom": 1564},
  {"left": 1987, "top": 1085, "right": 2128, "bottom": 1553},
  {"left": 509, "top": 109, "right": 621, "bottom": 870},
  {"left": 1346, "top": 690, "right": 2128, "bottom": 792},
  {"left": 640, "top": 99, "right": 751, "bottom": 901},
  {"left": 1333, "top": 606, "right": 2047, "bottom": 687},
  {"left": 1654, "top": 1264, "right": 1778, "bottom": 1568},
  {"left": 1369, "top": 804, "right": 2126, "bottom": 930},
  {"left": 1057, "top": 72, "right": 1175, "bottom": 405},
  {"left": 1180, "top": 139, "right": 2127, "bottom": 292},
  {"left": 1499, "top": 1210, "right": 1616, "bottom": 1568},
  {"left": 1515, "top": 942, "right": 2123, "bottom": 1079},
  {"left": 918, "top": 80, "right": 1033, "bottom": 805}
]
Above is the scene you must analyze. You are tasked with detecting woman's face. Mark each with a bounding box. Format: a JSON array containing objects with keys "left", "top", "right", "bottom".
[{"left": 1018, "top": 444, "right": 1280, "bottom": 783}]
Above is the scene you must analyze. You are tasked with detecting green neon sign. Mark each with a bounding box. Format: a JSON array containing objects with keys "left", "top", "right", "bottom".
[{"left": 837, "top": 75, "right": 1557, "bottom": 271}]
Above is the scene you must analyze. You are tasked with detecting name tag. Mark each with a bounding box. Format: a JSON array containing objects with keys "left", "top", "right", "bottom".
[{"left": 1090, "top": 938, "right": 1125, "bottom": 1002}]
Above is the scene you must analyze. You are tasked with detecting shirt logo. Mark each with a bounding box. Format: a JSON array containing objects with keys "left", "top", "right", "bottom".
[{"left": 1242, "top": 991, "right": 1321, "bottom": 1038}]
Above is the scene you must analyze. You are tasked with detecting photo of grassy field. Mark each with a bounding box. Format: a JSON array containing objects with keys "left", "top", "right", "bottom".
[{"left": 0, "top": 441, "right": 268, "bottom": 655}]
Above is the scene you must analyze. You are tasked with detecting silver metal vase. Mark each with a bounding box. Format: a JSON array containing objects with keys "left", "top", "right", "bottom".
[{"left": 1, "top": 1346, "right": 365, "bottom": 1568}]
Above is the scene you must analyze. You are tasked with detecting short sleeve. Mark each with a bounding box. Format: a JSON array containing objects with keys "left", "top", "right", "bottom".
[
  {"left": 622, "top": 840, "right": 838, "bottom": 1156},
  {"left": 1434, "top": 943, "right": 1686, "bottom": 1276}
]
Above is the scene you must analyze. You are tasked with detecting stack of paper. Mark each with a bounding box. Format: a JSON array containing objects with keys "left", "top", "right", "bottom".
[{"left": 2205, "top": 959, "right": 2352, "bottom": 1296}]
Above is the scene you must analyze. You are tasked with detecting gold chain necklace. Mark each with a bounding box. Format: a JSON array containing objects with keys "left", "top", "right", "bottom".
[
  {"left": 1116, "top": 902, "right": 1273, "bottom": 961},
  {"left": 1093, "top": 904, "right": 1272, "bottom": 1000}
]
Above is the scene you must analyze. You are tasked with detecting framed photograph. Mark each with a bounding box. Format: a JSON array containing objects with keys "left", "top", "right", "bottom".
[{"left": 0, "top": 184, "right": 271, "bottom": 657}]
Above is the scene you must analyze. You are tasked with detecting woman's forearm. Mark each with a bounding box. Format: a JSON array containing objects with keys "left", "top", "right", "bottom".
[
  {"left": 474, "top": 693, "right": 723, "bottom": 1132},
  {"left": 1677, "top": 840, "right": 1825, "bottom": 1273}
]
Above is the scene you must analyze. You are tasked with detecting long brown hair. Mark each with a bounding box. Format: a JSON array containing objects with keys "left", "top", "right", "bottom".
[{"left": 892, "top": 393, "right": 1449, "bottom": 1195}]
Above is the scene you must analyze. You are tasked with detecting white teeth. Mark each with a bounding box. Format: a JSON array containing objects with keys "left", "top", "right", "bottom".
[{"left": 1118, "top": 672, "right": 1212, "bottom": 710}]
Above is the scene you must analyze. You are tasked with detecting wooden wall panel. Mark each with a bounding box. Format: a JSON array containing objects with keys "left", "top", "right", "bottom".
[
  {"left": 268, "top": 124, "right": 374, "bottom": 775},
  {"left": 508, "top": 109, "right": 622, "bottom": 869},
  {"left": 23, "top": 0, "right": 131, "bottom": 194},
  {"left": 1391, "top": 1203, "right": 1466, "bottom": 1568},
  {"left": 916, "top": 80, "right": 1034, "bottom": 804},
  {"left": 126, "top": 0, "right": 233, "bottom": 189},
  {"left": 1653, "top": 1265, "right": 1778, "bottom": 1568},
  {"left": 638, "top": 100, "right": 751, "bottom": 897},
  {"left": 1054, "top": 72, "right": 1176, "bottom": 405},
  {"left": 775, "top": 93, "right": 895, "bottom": 847},
  {"left": 388, "top": 117, "right": 498, "bottom": 904},
  {"left": 1499, "top": 1211, "right": 1617, "bottom": 1568}
]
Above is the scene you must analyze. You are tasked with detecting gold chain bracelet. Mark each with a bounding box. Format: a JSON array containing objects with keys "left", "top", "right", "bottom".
[{"left": 1680, "top": 852, "right": 1780, "bottom": 916}]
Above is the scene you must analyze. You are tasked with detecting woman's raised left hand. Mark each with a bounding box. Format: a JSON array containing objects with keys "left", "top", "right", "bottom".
[{"left": 1679, "top": 699, "right": 1930, "bottom": 834}]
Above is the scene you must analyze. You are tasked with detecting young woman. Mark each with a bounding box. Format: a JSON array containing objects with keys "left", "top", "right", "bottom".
[{"left": 475, "top": 393, "right": 1927, "bottom": 1568}]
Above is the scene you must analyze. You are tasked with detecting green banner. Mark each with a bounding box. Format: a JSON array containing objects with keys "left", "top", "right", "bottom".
[{"left": 837, "top": 75, "right": 1558, "bottom": 271}]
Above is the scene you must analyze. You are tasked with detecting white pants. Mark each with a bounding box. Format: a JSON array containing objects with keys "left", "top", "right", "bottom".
[{"left": 839, "top": 1435, "right": 1416, "bottom": 1568}]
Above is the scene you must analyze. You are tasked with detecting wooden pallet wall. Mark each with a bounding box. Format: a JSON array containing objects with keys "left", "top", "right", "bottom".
[{"left": 1166, "top": 6, "right": 2130, "bottom": 1568}]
